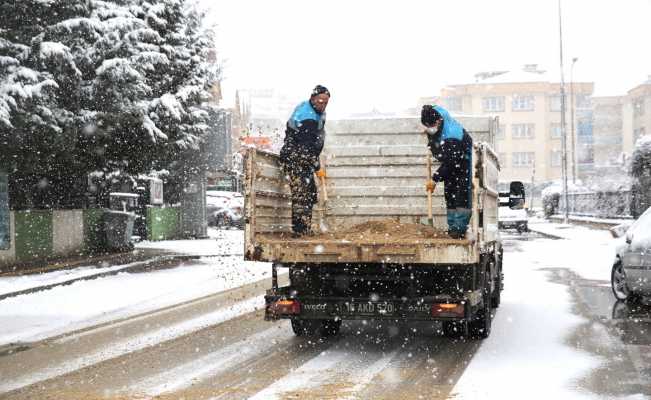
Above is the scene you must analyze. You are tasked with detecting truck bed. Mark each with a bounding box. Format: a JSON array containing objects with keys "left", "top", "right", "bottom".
[
  {"left": 250, "top": 219, "right": 474, "bottom": 263},
  {"left": 244, "top": 117, "right": 498, "bottom": 265}
]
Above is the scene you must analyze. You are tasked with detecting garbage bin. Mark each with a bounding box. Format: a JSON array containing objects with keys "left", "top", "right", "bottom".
[{"left": 103, "top": 210, "right": 136, "bottom": 251}]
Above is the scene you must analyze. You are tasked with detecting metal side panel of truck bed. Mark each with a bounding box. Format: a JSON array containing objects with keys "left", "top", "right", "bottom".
[{"left": 244, "top": 116, "right": 500, "bottom": 265}]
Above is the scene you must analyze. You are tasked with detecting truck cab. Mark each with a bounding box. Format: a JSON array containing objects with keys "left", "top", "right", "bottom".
[{"left": 498, "top": 182, "right": 528, "bottom": 233}]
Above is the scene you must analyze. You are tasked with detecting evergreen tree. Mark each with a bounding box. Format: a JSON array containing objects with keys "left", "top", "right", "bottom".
[{"left": 0, "top": 0, "right": 220, "bottom": 208}]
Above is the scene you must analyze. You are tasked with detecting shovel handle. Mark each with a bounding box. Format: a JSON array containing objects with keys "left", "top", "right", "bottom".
[
  {"left": 427, "top": 156, "right": 433, "bottom": 223},
  {"left": 320, "top": 175, "right": 328, "bottom": 202}
]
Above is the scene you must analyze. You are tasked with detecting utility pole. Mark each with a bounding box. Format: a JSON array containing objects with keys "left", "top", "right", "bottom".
[
  {"left": 558, "top": 0, "right": 570, "bottom": 224},
  {"left": 570, "top": 57, "right": 578, "bottom": 183},
  {"left": 530, "top": 158, "right": 536, "bottom": 211}
]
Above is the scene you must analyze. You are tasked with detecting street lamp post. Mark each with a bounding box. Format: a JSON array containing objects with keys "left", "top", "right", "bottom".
[
  {"left": 570, "top": 57, "right": 578, "bottom": 183},
  {"left": 558, "top": 0, "right": 570, "bottom": 224}
]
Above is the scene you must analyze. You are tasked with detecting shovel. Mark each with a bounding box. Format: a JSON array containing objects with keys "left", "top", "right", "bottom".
[
  {"left": 316, "top": 157, "right": 329, "bottom": 233},
  {"left": 426, "top": 156, "right": 434, "bottom": 227}
]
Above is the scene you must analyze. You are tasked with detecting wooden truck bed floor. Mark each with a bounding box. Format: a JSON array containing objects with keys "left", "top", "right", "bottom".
[{"left": 251, "top": 225, "right": 476, "bottom": 264}]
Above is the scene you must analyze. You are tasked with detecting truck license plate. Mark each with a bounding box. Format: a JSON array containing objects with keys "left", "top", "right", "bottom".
[{"left": 342, "top": 301, "right": 396, "bottom": 316}]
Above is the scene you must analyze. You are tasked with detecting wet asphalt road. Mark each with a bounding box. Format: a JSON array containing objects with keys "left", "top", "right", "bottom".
[{"left": 1, "top": 231, "right": 650, "bottom": 399}]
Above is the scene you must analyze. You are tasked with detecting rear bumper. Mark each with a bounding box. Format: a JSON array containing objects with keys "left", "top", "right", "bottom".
[{"left": 264, "top": 290, "right": 479, "bottom": 322}]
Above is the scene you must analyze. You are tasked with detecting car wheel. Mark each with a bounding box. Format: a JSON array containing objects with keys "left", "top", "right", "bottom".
[{"left": 611, "top": 260, "right": 636, "bottom": 302}]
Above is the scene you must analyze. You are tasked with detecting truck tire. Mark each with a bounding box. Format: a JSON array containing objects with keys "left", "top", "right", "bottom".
[
  {"left": 491, "top": 249, "right": 503, "bottom": 308},
  {"left": 469, "top": 267, "right": 493, "bottom": 339}
]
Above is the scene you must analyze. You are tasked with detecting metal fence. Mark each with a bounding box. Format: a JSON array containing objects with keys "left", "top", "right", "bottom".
[{"left": 556, "top": 190, "right": 632, "bottom": 219}]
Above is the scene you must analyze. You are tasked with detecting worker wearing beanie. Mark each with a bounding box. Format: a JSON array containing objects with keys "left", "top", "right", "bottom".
[
  {"left": 421, "top": 104, "right": 473, "bottom": 239},
  {"left": 279, "top": 85, "right": 330, "bottom": 236}
]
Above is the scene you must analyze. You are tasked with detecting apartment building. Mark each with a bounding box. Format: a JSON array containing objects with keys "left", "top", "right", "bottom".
[
  {"left": 592, "top": 96, "right": 624, "bottom": 169},
  {"left": 623, "top": 77, "right": 651, "bottom": 156},
  {"left": 421, "top": 65, "right": 594, "bottom": 185}
]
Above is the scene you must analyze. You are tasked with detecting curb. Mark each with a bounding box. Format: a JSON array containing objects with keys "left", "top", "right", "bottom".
[
  {"left": 527, "top": 228, "right": 565, "bottom": 240},
  {"left": 0, "top": 253, "right": 243, "bottom": 301}
]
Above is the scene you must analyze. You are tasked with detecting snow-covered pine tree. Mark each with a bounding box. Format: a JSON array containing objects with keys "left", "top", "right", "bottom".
[
  {"left": 0, "top": 0, "right": 89, "bottom": 208},
  {"left": 139, "top": 0, "right": 221, "bottom": 202},
  {"left": 1, "top": 0, "right": 220, "bottom": 208}
]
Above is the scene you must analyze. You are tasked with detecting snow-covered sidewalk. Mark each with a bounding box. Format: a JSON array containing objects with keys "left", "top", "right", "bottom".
[
  {"left": 529, "top": 217, "right": 616, "bottom": 240},
  {"left": 0, "top": 229, "right": 271, "bottom": 346},
  {"left": 136, "top": 229, "right": 244, "bottom": 256},
  {"left": 527, "top": 218, "right": 621, "bottom": 281},
  {"left": 0, "top": 229, "right": 243, "bottom": 298}
]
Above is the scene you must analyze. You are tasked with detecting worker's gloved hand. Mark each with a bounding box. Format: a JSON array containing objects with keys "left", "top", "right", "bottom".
[
  {"left": 316, "top": 168, "right": 326, "bottom": 178},
  {"left": 425, "top": 180, "right": 436, "bottom": 193}
]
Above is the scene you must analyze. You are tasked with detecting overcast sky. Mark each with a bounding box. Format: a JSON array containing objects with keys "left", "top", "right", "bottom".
[{"left": 203, "top": 0, "right": 651, "bottom": 117}]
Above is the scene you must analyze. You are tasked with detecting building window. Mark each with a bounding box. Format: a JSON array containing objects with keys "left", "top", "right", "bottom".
[
  {"left": 550, "top": 123, "right": 562, "bottom": 139},
  {"left": 633, "top": 98, "right": 645, "bottom": 117},
  {"left": 512, "top": 152, "right": 535, "bottom": 167},
  {"left": 550, "top": 150, "right": 562, "bottom": 167},
  {"left": 549, "top": 95, "right": 562, "bottom": 112},
  {"left": 634, "top": 127, "right": 647, "bottom": 141},
  {"left": 482, "top": 96, "right": 505, "bottom": 112},
  {"left": 575, "top": 94, "right": 591, "bottom": 109},
  {"left": 512, "top": 123, "right": 535, "bottom": 139},
  {"left": 445, "top": 97, "right": 463, "bottom": 112},
  {"left": 512, "top": 94, "right": 535, "bottom": 111}
]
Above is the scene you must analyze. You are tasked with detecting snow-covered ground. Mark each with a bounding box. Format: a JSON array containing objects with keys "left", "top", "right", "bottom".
[
  {"left": 0, "top": 229, "right": 271, "bottom": 346},
  {"left": 452, "top": 232, "right": 604, "bottom": 399},
  {"left": 136, "top": 228, "right": 244, "bottom": 256},
  {"left": 528, "top": 218, "right": 622, "bottom": 281},
  {"left": 0, "top": 260, "right": 143, "bottom": 296}
]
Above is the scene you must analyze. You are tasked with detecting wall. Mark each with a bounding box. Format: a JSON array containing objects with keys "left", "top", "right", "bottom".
[
  {"left": 0, "top": 209, "right": 107, "bottom": 266},
  {"left": 147, "top": 207, "right": 180, "bottom": 241},
  {"left": 0, "top": 212, "right": 15, "bottom": 264},
  {"left": 15, "top": 210, "right": 53, "bottom": 261},
  {"left": 53, "top": 210, "right": 84, "bottom": 256}
]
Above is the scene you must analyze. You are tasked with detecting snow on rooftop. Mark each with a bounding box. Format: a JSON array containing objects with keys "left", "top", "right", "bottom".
[
  {"left": 478, "top": 68, "right": 552, "bottom": 85},
  {"left": 635, "top": 134, "right": 651, "bottom": 150}
]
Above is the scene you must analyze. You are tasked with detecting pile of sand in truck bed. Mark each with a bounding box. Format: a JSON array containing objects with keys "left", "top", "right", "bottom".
[{"left": 308, "top": 219, "right": 449, "bottom": 241}]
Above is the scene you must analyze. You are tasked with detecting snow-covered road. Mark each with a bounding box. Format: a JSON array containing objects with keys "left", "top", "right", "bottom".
[{"left": 1, "top": 226, "right": 649, "bottom": 399}]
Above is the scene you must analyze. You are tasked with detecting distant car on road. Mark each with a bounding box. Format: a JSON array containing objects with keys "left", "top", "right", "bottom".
[
  {"left": 611, "top": 206, "right": 651, "bottom": 302},
  {"left": 206, "top": 191, "right": 243, "bottom": 229},
  {"left": 498, "top": 198, "right": 528, "bottom": 233}
]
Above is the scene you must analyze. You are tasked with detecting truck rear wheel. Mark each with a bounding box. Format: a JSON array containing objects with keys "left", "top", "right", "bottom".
[
  {"left": 469, "top": 267, "right": 493, "bottom": 339},
  {"left": 491, "top": 251, "right": 502, "bottom": 308}
]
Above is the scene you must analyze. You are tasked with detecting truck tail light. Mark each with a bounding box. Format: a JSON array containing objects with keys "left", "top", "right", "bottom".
[
  {"left": 431, "top": 303, "right": 464, "bottom": 318},
  {"left": 269, "top": 299, "right": 301, "bottom": 316}
]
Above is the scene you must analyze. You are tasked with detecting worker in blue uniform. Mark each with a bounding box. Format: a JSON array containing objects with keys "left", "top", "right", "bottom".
[
  {"left": 279, "top": 85, "right": 330, "bottom": 236},
  {"left": 421, "top": 104, "right": 473, "bottom": 239}
]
